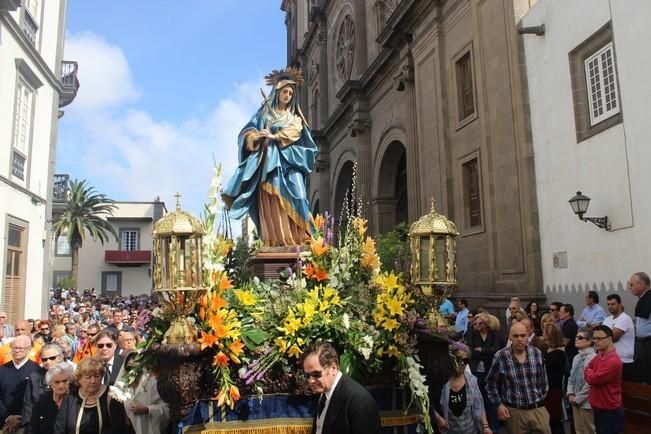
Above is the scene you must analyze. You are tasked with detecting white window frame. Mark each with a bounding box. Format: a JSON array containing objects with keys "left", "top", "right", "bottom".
[
  {"left": 121, "top": 229, "right": 139, "bottom": 251},
  {"left": 584, "top": 42, "right": 620, "bottom": 126},
  {"left": 55, "top": 234, "right": 71, "bottom": 256},
  {"left": 11, "top": 78, "right": 34, "bottom": 182}
]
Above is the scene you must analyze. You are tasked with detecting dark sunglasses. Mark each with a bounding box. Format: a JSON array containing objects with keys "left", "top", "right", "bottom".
[
  {"left": 576, "top": 335, "right": 590, "bottom": 341},
  {"left": 457, "top": 357, "right": 471, "bottom": 364},
  {"left": 305, "top": 370, "right": 323, "bottom": 379},
  {"left": 40, "top": 327, "right": 49, "bottom": 331},
  {"left": 549, "top": 308, "right": 558, "bottom": 312},
  {"left": 42, "top": 354, "right": 61, "bottom": 362},
  {"left": 96, "top": 343, "right": 113, "bottom": 349}
]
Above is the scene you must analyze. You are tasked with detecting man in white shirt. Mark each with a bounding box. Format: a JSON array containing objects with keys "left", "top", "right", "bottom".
[
  {"left": 602, "top": 293, "right": 636, "bottom": 381},
  {"left": 303, "top": 342, "right": 379, "bottom": 434}
]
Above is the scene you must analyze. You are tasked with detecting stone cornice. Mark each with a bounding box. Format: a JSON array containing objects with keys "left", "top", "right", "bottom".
[
  {"left": 377, "top": 0, "right": 438, "bottom": 48},
  {"left": 320, "top": 100, "right": 352, "bottom": 137}
]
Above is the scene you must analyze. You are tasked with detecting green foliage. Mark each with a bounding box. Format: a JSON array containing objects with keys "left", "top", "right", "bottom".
[
  {"left": 376, "top": 222, "right": 410, "bottom": 274},
  {"left": 57, "top": 277, "right": 76, "bottom": 289},
  {"left": 227, "top": 236, "right": 255, "bottom": 286},
  {"left": 52, "top": 179, "right": 119, "bottom": 248}
]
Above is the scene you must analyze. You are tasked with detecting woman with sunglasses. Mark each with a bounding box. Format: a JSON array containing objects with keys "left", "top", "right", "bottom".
[
  {"left": 566, "top": 327, "right": 596, "bottom": 434},
  {"left": 31, "top": 362, "right": 75, "bottom": 434},
  {"left": 23, "top": 343, "right": 65, "bottom": 433},
  {"left": 434, "top": 343, "right": 492, "bottom": 434}
]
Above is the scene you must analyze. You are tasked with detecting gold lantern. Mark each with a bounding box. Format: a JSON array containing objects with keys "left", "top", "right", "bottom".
[
  {"left": 152, "top": 194, "right": 206, "bottom": 344},
  {"left": 409, "top": 199, "right": 460, "bottom": 328}
]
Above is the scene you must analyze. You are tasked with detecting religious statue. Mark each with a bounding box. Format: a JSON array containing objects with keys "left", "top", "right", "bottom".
[{"left": 222, "top": 67, "right": 317, "bottom": 247}]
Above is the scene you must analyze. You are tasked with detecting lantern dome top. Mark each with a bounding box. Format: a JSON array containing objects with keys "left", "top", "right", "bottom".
[
  {"left": 409, "top": 199, "right": 460, "bottom": 237},
  {"left": 153, "top": 193, "right": 206, "bottom": 237}
]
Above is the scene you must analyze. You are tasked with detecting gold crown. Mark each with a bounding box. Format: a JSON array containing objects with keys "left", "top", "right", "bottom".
[{"left": 264, "top": 67, "right": 304, "bottom": 87}]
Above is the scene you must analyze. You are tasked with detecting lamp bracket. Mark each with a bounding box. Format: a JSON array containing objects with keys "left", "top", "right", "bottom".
[{"left": 580, "top": 215, "right": 611, "bottom": 231}]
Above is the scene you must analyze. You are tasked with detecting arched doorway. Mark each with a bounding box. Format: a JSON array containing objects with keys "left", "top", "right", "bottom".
[
  {"left": 333, "top": 160, "right": 355, "bottom": 231},
  {"left": 376, "top": 141, "right": 407, "bottom": 233}
]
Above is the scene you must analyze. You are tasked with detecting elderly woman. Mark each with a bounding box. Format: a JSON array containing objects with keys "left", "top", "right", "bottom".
[
  {"left": 433, "top": 343, "right": 492, "bottom": 434},
  {"left": 567, "top": 327, "right": 597, "bottom": 434},
  {"left": 23, "top": 343, "right": 65, "bottom": 433},
  {"left": 31, "top": 362, "right": 74, "bottom": 434},
  {"left": 54, "top": 356, "right": 126, "bottom": 434}
]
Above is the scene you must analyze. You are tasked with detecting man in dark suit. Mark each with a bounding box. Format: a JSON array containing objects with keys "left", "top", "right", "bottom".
[
  {"left": 94, "top": 329, "right": 124, "bottom": 385},
  {"left": 0, "top": 335, "right": 39, "bottom": 431},
  {"left": 303, "top": 342, "right": 380, "bottom": 434}
]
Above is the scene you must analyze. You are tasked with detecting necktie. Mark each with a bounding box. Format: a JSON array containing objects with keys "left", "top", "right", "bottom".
[
  {"left": 317, "top": 394, "right": 326, "bottom": 417},
  {"left": 104, "top": 363, "right": 112, "bottom": 385}
]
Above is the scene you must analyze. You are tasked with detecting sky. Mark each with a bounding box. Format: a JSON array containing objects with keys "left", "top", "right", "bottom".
[{"left": 58, "top": 1, "right": 287, "bottom": 220}]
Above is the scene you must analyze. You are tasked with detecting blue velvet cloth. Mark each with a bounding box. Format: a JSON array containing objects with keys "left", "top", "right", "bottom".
[
  {"left": 177, "top": 388, "right": 419, "bottom": 434},
  {"left": 222, "top": 86, "right": 318, "bottom": 237}
]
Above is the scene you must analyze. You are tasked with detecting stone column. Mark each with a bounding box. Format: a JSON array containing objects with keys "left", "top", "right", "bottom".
[
  {"left": 318, "top": 26, "right": 329, "bottom": 124},
  {"left": 395, "top": 54, "right": 421, "bottom": 221},
  {"left": 348, "top": 114, "right": 372, "bottom": 225}
]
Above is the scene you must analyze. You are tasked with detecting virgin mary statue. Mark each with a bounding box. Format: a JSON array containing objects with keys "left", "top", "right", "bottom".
[{"left": 222, "top": 68, "right": 317, "bottom": 247}]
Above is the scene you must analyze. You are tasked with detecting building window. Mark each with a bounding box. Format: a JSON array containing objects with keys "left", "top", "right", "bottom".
[
  {"left": 121, "top": 230, "right": 139, "bottom": 251},
  {"left": 101, "top": 271, "right": 122, "bottom": 296},
  {"left": 11, "top": 79, "right": 34, "bottom": 182},
  {"left": 3, "top": 222, "right": 26, "bottom": 322},
  {"left": 569, "top": 23, "right": 622, "bottom": 142},
  {"left": 462, "top": 158, "right": 482, "bottom": 227},
  {"left": 455, "top": 51, "right": 475, "bottom": 122},
  {"left": 585, "top": 43, "right": 619, "bottom": 126},
  {"left": 53, "top": 271, "right": 72, "bottom": 288},
  {"left": 21, "top": 0, "right": 40, "bottom": 45},
  {"left": 56, "top": 235, "right": 71, "bottom": 256}
]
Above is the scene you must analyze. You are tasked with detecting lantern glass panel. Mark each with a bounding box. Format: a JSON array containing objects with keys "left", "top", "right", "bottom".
[
  {"left": 435, "top": 236, "right": 446, "bottom": 281},
  {"left": 161, "top": 238, "right": 169, "bottom": 289},
  {"left": 419, "top": 237, "right": 430, "bottom": 281}
]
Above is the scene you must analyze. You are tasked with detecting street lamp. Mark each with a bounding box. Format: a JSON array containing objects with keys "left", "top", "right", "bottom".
[{"left": 568, "top": 191, "right": 611, "bottom": 230}]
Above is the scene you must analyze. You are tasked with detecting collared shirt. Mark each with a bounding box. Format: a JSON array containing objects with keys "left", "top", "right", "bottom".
[
  {"left": 316, "top": 371, "right": 342, "bottom": 434},
  {"left": 577, "top": 304, "right": 607, "bottom": 327},
  {"left": 486, "top": 345, "right": 548, "bottom": 408},
  {"left": 635, "top": 288, "right": 651, "bottom": 338},
  {"left": 12, "top": 357, "right": 29, "bottom": 370},
  {"left": 602, "top": 312, "right": 635, "bottom": 363},
  {"left": 455, "top": 308, "right": 469, "bottom": 333}
]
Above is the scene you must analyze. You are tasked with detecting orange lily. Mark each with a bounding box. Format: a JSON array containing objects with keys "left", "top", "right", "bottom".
[
  {"left": 229, "top": 339, "right": 245, "bottom": 356},
  {"left": 198, "top": 331, "right": 218, "bottom": 350},
  {"left": 229, "top": 385, "right": 241, "bottom": 401},
  {"left": 310, "top": 213, "right": 325, "bottom": 231},
  {"left": 214, "top": 351, "right": 229, "bottom": 367},
  {"left": 210, "top": 294, "right": 227, "bottom": 311},
  {"left": 310, "top": 237, "right": 330, "bottom": 257}
]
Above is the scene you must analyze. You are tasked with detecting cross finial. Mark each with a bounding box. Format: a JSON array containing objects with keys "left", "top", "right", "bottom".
[
  {"left": 430, "top": 197, "right": 436, "bottom": 213},
  {"left": 174, "top": 192, "right": 182, "bottom": 210}
]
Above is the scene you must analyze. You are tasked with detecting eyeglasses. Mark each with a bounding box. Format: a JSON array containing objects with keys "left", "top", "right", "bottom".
[
  {"left": 87, "top": 332, "right": 98, "bottom": 337},
  {"left": 42, "top": 354, "right": 61, "bottom": 362},
  {"left": 40, "top": 327, "right": 49, "bottom": 331},
  {"left": 459, "top": 358, "right": 471, "bottom": 364},
  {"left": 576, "top": 335, "right": 589, "bottom": 341},
  {"left": 305, "top": 370, "right": 323, "bottom": 379},
  {"left": 592, "top": 336, "right": 610, "bottom": 342},
  {"left": 96, "top": 342, "right": 113, "bottom": 349},
  {"left": 549, "top": 308, "right": 558, "bottom": 312}
]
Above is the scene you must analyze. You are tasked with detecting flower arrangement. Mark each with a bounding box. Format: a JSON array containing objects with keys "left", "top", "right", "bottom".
[{"left": 137, "top": 162, "right": 440, "bottom": 433}]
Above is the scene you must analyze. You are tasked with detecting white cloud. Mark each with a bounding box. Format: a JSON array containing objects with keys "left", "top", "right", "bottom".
[
  {"left": 59, "top": 32, "right": 265, "bottom": 217},
  {"left": 64, "top": 31, "right": 139, "bottom": 112}
]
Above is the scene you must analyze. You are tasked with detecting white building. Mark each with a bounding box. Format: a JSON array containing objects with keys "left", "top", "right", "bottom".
[
  {"left": 522, "top": 0, "right": 650, "bottom": 309},
  {"left": 0, "top": 0, "right": 78, "bottom": 323},
  {"left": 51, "top": 183, "right": 166, "bottom": 298}
]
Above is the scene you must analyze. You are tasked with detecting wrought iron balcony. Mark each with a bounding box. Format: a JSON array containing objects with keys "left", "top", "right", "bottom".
[
  {"left": 53, "top": 174, "right": 70, "bottom": 202},
  {"left": 59, "top": 61, "right": 79, "bottom": 108},
  {"left": 105, "top": 250, "right": 152, "bottom": 265}
]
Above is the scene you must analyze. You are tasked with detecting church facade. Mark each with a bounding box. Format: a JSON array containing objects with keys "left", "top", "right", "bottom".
[{"left": 281, "top": 0, "right": 544, "bottom": 306}]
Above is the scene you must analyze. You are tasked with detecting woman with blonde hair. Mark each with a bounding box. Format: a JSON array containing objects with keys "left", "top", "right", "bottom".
[
  {"left": 465, "top": 312, "right": 502, "bottom": 432},
  {"left": 542, "top": 323, "right": 568, "bottom": 434},
  {"left": 54, "top": 356, "right": 126, "bottom": 434}
]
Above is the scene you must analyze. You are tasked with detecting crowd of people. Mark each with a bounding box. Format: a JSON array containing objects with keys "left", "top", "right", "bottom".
[
  {"left": 0, "top": 287, "right": 167, "bottom": 434},
  {"left": 433, "top": 271, "right": 651, "bottom": 434},
  {"left": 0, "top": 271, "right": 649, "bottom": 434}
]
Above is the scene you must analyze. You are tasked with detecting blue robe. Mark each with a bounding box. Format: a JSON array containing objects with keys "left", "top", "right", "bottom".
[{"left": 222, "top": 104, "right": 317, "bottom": 244}]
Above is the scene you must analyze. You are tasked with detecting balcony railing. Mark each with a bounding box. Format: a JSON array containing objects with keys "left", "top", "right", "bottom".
[
  {"left": 59, "top": 61, "right": 79, "bottom": 108},
  {"left": 53, "top": 174, "right": 70, "bottom": 202},
  {"left": 105, "top": 250, "right": 152, "bottom": 265}
]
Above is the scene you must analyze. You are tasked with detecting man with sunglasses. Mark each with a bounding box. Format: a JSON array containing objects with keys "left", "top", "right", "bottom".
[
  {"left": 584, "top": 325, "right": 623, "bottom": 434},
  {"left": 302, "top": 342, "right": 379, "bottom": 434},
  {"left": 95, "top": 330, "right": 123, "bottom": 386},
  {"left": 0, "top": 335, "right": 39, "bottom": 433},
  {"left": 73, "top": 323, "right": 100, "bottom": 363}
]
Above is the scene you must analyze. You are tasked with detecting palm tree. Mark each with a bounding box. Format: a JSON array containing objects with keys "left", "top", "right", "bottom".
[{"left": 52, "top": 179, "right": 119, "bottom": 285}]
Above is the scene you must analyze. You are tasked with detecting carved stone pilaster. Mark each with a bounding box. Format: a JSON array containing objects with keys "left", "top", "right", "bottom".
[
  {"left": 397, "top": 54, "right": 421, "bottom": 221},
  {"left": 349, "top": 115, "right": 372, "bottom": 222}
]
